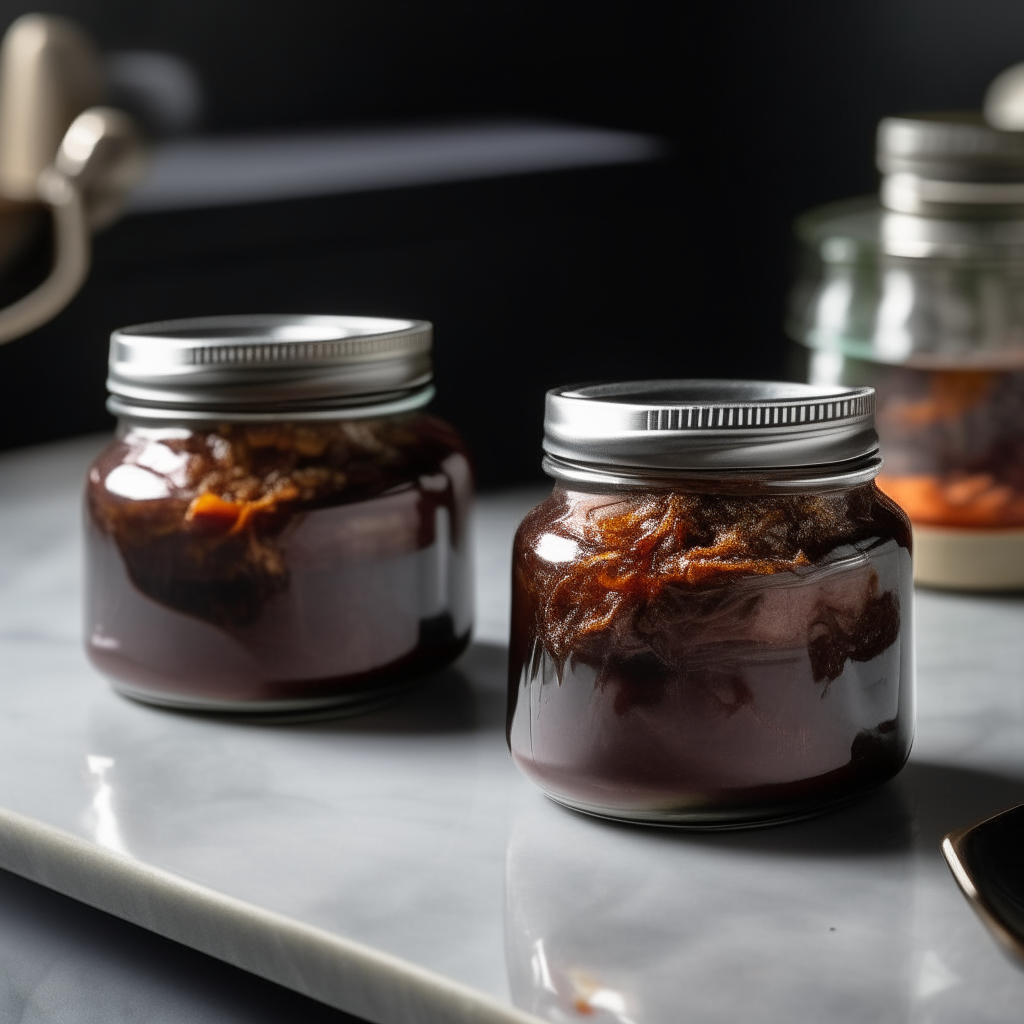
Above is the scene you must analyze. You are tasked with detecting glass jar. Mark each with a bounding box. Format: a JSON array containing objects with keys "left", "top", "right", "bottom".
[
  {"left": 789, "top": 113, "right": 1024, "bottom": 589},
  {"left": 508, "top": 381, "right": 913, "bottom": 827},
  {"left": 85, "top": 315, "right": 473, "bottom": 714}
]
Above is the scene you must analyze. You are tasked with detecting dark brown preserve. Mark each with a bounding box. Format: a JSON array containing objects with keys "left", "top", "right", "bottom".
[
  {"left": 86, "top": 413, "right": 473, "bottom": 710},
  {"left": 508, "top": 482, "right": 914, "bottom": 825}
]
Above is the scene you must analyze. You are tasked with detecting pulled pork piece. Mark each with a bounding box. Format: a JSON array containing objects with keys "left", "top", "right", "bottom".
[
  {"left": 88, "top": 415, "right": 463, "bottom": 627},
  {"left": 514, "top": 485, "right": 909, "bottom": 683}
]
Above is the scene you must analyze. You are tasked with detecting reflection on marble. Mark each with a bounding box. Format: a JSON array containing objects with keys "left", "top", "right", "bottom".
[
  {"left": 507, "top": 788, "right": 915, "bottom": 1023},
  {"left": 75, "top": 644, "right": 523, "bottom": 995},
  {"left": 0, "top": 437, "right": 1023, "bottom": 1022},
  {"left": 85, "top": 754, "right": 129, "bottom": 855},
  {"left": 505, "top": 760, "right": 1024, "bottom": 1023}
]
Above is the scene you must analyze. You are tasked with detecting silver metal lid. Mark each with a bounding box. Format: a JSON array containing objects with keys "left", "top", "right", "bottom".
[
  {"left": 542, "top": 380, "right": 879, "bottom": 483},
  {"left": 106, "top": 314, "right": 434, "bottom": 420},
  {"left": 878, "top": 114, "right": 1024, "bottom": 181},
  {"left": 877, "top": 114, "right": 1024, "bottom": 217}
]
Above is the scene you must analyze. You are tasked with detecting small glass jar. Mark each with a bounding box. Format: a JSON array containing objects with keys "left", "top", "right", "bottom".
[
  {"left": 85, "top": 315, "right": 473, "bottom": 714},
  {"left": 789, "top": 113, "right": 1024, "bottom": 589},
  {"left": 508, "top": 380, "right": 914, "bottom": 827}
]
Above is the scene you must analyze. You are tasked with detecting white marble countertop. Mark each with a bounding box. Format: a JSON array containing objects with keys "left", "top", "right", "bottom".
[{"left": 0, "top": 435, "right": 1023, "bottom": 1023}]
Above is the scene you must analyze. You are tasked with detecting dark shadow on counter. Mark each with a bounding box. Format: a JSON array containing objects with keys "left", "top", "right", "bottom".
[
  {"left": 249, "top": 641, "right": 510, "bottom": 736},
  {"left": 552, "top": 761, "right": 1024, "bottom": 859}
]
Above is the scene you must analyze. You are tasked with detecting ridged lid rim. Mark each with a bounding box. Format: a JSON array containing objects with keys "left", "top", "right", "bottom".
[
  {"left": 106, "top": 314, "right": 433, "bottom": 415},
  {"left": 542, "top": 379, "right": 878, "bottom": 474}
]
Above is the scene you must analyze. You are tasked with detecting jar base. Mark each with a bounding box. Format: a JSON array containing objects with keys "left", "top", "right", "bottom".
[
  {"left": 913, "top": 524, "right": 1024, "bottom": 591},
  {"left": 109, "top": 676, "right": 421, "bottom": 722},
  {"left": 541, "top": 789, "right": 868, "bottom": 831},
  {"left": 99, "top": 629, "right": 471, "bottom": 721}
]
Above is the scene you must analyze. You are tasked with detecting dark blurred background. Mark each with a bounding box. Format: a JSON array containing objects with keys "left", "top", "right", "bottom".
[{"left": 2, "top": 0, "right": 1024, "bottom": 485}]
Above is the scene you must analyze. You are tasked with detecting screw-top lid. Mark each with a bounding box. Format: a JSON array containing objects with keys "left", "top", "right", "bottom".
[
  {"left": 106, "top": 314, "right": 434, "bottom": 420},
  {"left": 542, "top": 380, "right": 879, "bottom": 485},
  {"left": 877, "top": 114, "right": 1024, "bottom": 217},
  {"left": 878, "top": 113, "right": 1024, "bottom": 181}
]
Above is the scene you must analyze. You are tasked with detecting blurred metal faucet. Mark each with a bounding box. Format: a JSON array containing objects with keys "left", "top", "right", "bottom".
[{"left": 0, "top": 14, "right": 148, "bottom": 344}]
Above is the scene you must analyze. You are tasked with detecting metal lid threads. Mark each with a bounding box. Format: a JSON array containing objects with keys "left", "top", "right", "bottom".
[
  {"left": 542, "top": 380, "right": 879, "bottom": 484},
  {"left": 877, "top": 113, "right": 1024, "bottom": 218},
  {"left": 106, "top": 314, "right": 434, "bottom": 420}
]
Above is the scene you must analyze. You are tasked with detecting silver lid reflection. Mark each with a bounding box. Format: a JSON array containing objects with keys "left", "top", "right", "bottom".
[
  {"left": 107, "top": 314, "right": 433, "bottom": 419},
  {"left": 543, "top": 379, "right": 878, "bottom": 477},
  {"left": 877, "top": 113, "right": 1024, "bottom": 219}
]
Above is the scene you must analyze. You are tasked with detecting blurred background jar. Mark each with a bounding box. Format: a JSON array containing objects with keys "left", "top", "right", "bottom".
[
  {"left": 789, "top": 69, "right": 1024, "bottom": 590},
  {"left": 85, "top": 315, "right": 473, "bottom": 715}
]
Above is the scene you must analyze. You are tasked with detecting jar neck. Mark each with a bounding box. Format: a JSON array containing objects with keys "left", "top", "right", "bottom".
[{"left": 541, "top": 452, "right": 883, "bottom": 495}]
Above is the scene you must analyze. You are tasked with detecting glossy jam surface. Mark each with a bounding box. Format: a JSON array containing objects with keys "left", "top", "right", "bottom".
[
  {"left": 508, "top": 482, "right": 914, "bottom": 825},
  {"left": 875, "top": 367, "right": 1024, "bottom": 528},
  {"left": 86, "top": 414, "right": 473, "bottom": 709}
]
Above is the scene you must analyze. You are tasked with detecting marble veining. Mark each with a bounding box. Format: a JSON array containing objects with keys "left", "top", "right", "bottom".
[{"left": 0, "top": 436, "right": 1021, "bottom": 1022}]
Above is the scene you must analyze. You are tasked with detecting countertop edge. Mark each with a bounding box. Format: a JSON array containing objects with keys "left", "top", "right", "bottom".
[{"left": 0, "top": 803, "right": 541, "bottom": 1024}]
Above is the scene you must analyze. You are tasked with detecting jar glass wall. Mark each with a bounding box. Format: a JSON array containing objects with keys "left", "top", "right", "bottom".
[
  {"left": 791, "top": 201, "right": 1024, "bottom": 531},
  {"left": 86, "top": 410, "right": 473, "bottom": 713},
  {"left": 790, "top": 109, "right": 1024, "bottom": 589},
  {"left": 508, "top": 477, "right": 913, "bottom": 827}
]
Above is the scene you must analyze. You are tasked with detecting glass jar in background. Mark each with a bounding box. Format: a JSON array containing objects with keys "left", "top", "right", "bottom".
[
  {"left": 789, "top": 112, "right": 1024, "bottom": 589},
  {"left": 85, "top": 315, "right": 473, "bottom": 714},
  {"left": 508, "top": 380, "right": 913, "bottom": 828}
]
